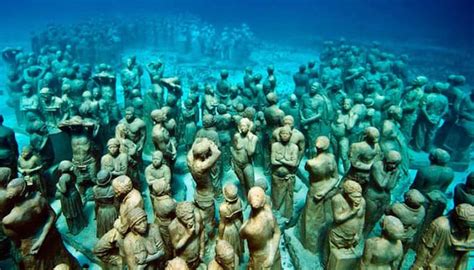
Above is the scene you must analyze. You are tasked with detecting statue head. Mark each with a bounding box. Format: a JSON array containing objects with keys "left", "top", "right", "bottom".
[
  {"left": 447, "top": 75, "right": 466, "bottom": 86},
  {"left": 267, "top": 64, "right": 275, "bottom": 75},
  {"left": 279, "top": 125, "right": 292, "bottom": 143},
  {"left": 255, "top": 177, "right": 268, "bottom": 192},
  {"left": 330, "top": 58, "right": 339, "bottom": 68},
  {"left": 238, "top": 118, "right": 252, "bottom": 135},
  {"left": 107, "top": 138, "right": 120, "bottom": 156},
  {"left": 404, "top": 189, "right": 425, "bottom": 208},
  {"left": 363, "top": 127, "right": 380, "bottom": 144},
  {"left": 112, "top": 175, "right": 133, "bottom": 199},
  {"left": 215, "top": 240, "right": 236, "bottom": 269},
  {"left": 22, "top": 83, "right": 33, "bottom": 95},
  {"left": 308, "top": 60, "right": 316, "bottom": 69},
  {"left": 282, "top": 115, "right": 295, "bottom": 128},
  {"left": 20, "top": 145, "right": 34, "bottom": 160},
  {"left": 298, "top": 64, "right": 306, "bottom": 73},
  {"left": 384, "top": 150, "right": 401, "bottom": 171},
  {"left": 310, "top": 82, "right": 322, "bottom": 95},
  {"left": 454, "top": 203, "right": 474, "bottom": 231},
  {"left": 223, "top": 183, "right": 239, "bottom": 203},
  {"left": 290, "top": 94, "right": 297, "bottom": 105},
  {"left": 202, "top": 114, "right": 215, "bottom": 128},
  {"left": 128, "top": 207, "right": 148, "bottom": 235},
  {"left": 266, "top": 92, "right": 278, "bottom": 105},
  {"left": 245, "top": 66, "right": 253, "bottom": 75},
  {"left": 96, "top": 170, "right": 112, "bottom": 187},
  {"left": 220, "top": 69, "right": 229, "bottom": 79},
  {"left": 315, "top": 136, "right": 330, "bottom": 153},
  {"left": 387, "top": 105, "right": 403, "bottom": 121},
  {"left": 152, "top": 151, "right": 164, "bottom": 168},
  {"left": 151, "top": 109, "right": 166, "bottom": 123},
  {"left": 165, "top": 257, "right": 189, "bottom": 270},
  {"left": 248, "top": 186, "right": 266, "bottom": 210},
  {"left": 6, "top": 177, "right": 27, "bottom": 200},
  {"left": 342, "top": 98, "right": 353, "bottom": 111},
  {"left": 58, "top": 160, "right": 74, "bottom": 173},
  {"left": 176, "top": 202, "right": 195, "bottom": 229},
  {"left": 428, "top": 148, "right": 450, "bottom": 166},
  {"left": 151, "top": 179, "right": 170, "bottom": 197},
  {"left": 192, "top": 139, "right": 212, "bottom": 160},
  {"left": 342, "top": 180, "right": 363, "bottom": 207},
  {"left": 217, "top": 104, "right": 227, "bottom": 115},
  {"left": 125, "top": 107, "right": 135, "bottom": 122},
  {"left": 381, "top": 215, "right": 404, "bottom": 241}
]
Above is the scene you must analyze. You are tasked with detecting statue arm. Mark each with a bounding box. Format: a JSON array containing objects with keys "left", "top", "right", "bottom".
[
  {"left": 302, "top": 103, "right": 323, "bottom": 125},
  {"left": 266, "top": 215, "right": 281, "bottom": 267},
  {"left": 30, "top": 203, "right": 56, "bottom": 255},
  {"left": 332, "top": 196, "right": 357, "bottom": 224},
  {"left": 360, "top": 240, "right": 373, "bottom": 269},
  {"left": 270, "top": 144, "right": 282, "bottom": 165},
  {"left": 246, "top": 133, "right": 258, "bottom": 157},
  {"left": 204, "top": 143, "right": 221, "bottom": 169}
]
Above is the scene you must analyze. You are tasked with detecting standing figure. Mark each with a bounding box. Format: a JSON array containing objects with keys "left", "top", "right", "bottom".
[
  {"left": 151, "top": 109, "right": 177, "bottom": 167},
  {"left": 123, "top": 207, "right": 165, "bottom": 270},
  {"left": 182, "top": 98, "right": 198, "bottom": 151},
  {"left": 169, "top": 202, "right": 205, "bottom": 269},
  {"left": 280, "top": 94, "right": 301, "bottom": 129},
  {"left": 293, "top": 65, "right": 309, "bottom": 99},
  {"left": 327, "top": 180, "right": 365, "bottom": 269},
  {"left": 119, "top": 107, "right": 146, "bottom": 162},
  {"left": 187, "top": 138, "right": 221, "bottom": 237},
  {"left": 56, "top": 160, "right": 87, "bottom": 235},
  {"left": 114, "top": 123, "right": 139, "bottom": 185},
  {"left": 400, "top": 76, "right": 426, "bottom": 142},
  {"left": 218, "top": 183, "right": 244, "bottom": 263},
  {"left": 38, "top": 87, "right": 64, "bottom": 130},
  {"left": 363, "top": 150, "right": 401, "bottom": 236},
  {"left": 0, "top": 115, "right": 19, "bottom": 177},
  {"left": 231, "top": 118, "right": 258, "bottom": 197},
  {"left": 215, "top": 104, "right": 233, "bottom": 173},
  {"left": 270, "top": 126, "right": 299, "bottom": 219},
  {"left": 301, "top": 136, "right": 339, "bottom": 254},
  {"left": 145, "top": 150, "right": 172, "bottom": 189},
  {"left": 386, "top": 189, "right": 426, "bottom": 254},
  {"left": 360, "top": 215, "right": 404, "bottom": 270},
  {"left": 411, "top": 203, "right": 474, "bottom": 270},
  {"left": 19, "top": 84, "right": 40, "bottom": 125},
  {"left": 2, "top": 178, "right": 80, "bottom": 269},
  {"left": 150, "top": 180, "right": 176, "bottom": 260},
  {"left": 112, "top": 175, "right": 144, "bottom": 235},
  {"left": 240, "top": 186, "right": 281, "bottom": 270},
  {"left": 18, "top": 145, "right": 44, "bottom": 194},
  {"left": 454, "top": 172, "right": 474, "bottom": 206},
  {"left": 101, "top": 138, "right": 128, "bottom": 178},
  {"left": 272, "top": 115, "right": 305, "bottom": 162},
  {"left": 93, "top": 170, "right": 118, "bottom": 238}
]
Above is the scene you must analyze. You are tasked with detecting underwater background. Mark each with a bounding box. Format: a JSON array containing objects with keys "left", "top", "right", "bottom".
[{"left": 0, "top": 0, "right": 473, "bottom": 269}]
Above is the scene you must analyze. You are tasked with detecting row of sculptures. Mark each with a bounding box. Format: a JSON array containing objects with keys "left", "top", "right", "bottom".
[{"left": 0, "top": 31, "right": 473, "bottom": 270}]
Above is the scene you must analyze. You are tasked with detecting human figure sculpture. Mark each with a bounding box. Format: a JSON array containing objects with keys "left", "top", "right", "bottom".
[
  {"left": 240, "top": 186, "right": 281, "bottom": 270},
  {"left": 216, "top": 69, "right": 231, "bottom": 103},
  {"left": 187, "top": 138, "right": 221, "bottom": 237},
  {"left": 123, "top": 207, "right": 165, "bottom": 270},
  {"left": 145, "top": 150, "right": 172, "bottom": 189},
  {"left": 0, "top": 167, "right": 13, "bottom": 264},
  {"left": 360, "top": 215, "right": 404, "bottom": 270},
  {"left": 454, "top": 172, "right": 474, "bottom": 206},
  {"left": 150, "top": 180, "right": 176, "bottom": 260},
  {"left": 112, "top": 175, "right": 144, "bottom": 235},
  {"left": 208, "top": 240, "right": 238, "bottom": 270},
  {"left": 300, "top": 82, "right": 331, "bottom": 157},
  {"left": 169, "top": 201, "right": 205, "bottom": 269},
  {"left": 231, "top": 117, "right": 258, "bottom": 197},
  {"left": 101, "top": 138, "right": 128, "bottom": 178},
  {"left": 301, "top": 136, "right": 339, "bottom": 254},
  {"left": 400, "top": 76, "right": 427, "bottom": 142},
  {"left": 280, "top": 94, "right": 301, "bottom": 129},
  {"left": 327, "top": 180, "right": 365, "bottom": 269},
  {"left": 59, "top": 116, "right": 99, "bottom": 199},
  {"left": 151, "top": 109, "right": 177, "bottom": 167},
  {"left": 331, "top": 99, "right": 354, "bottom": 173},
  {"left": 293, "top": 64, "right": 309, "bottom": 99},
  {"left": 203, "top": 84, "right": 218, "bottom": 115},
  {"left": 38, "top": 87, "right": 64, "bottom": 130},
  {"left": 410, "top": 148, "right": 454, "bottom": 230},
  {"left": 411, "top": 82, "right": 448, "bottom": 152},
  {"left": 23, "top": 65, "right": 46, "bottom": 90},
  {"left": 182, "top": 98, "right": 198, "bottom": 151},
  {"left": 18, "top": 145, "right": 44, "bottom": 194},
  {"left": 19, "top": 84, "right": 40, "bottom": 125},
  {"left": 322, "top": 58, "right": 342, "bottom": 83},
  {"left": 93, "top": 170, "right": 118, "bottom": 238},
  {"left": 344, "top": 126, "right": 382, "bottom": 191},
  {"left": 386, "top": 189, "right": 426, "bottom": 254},
  {"left": 215, "top": 104, "right": 233, "bottom": 173},
  {"left": 121, "top": 56, "right": 143, "bottom": 105},
  {"left": 271, "top": 115, "right": 305, "bottom": 162},
  {"left": 114, "top": 123, "right": 139, "bottom": 185},
  {"left": 165, "top": 257, "right": 190, "bottom": 270},
  {"left": 363, "top": 150, "right": 401, "bottom": 236},
  {"left": 2, "top": 178, "right": 80, "bottom": 269},
  {"left": 411, "top": 203, "right": 474, "bottom": 270},
  {"left": 218, "top": 183, "right": 244, "bottom": 263},
  {"left": 270, "top": 126, "right": 299, "bottom": 220},
  {"left": 119, "top": 107, "right": 146, "bottom": 161},
  {"left": 56, "top": 160, "right": 87, "bottom": 235}
]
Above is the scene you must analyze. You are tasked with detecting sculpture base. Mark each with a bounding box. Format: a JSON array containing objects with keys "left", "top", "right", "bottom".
[
  {"left": 327, "top": 245, "right": 362, "bottom": 270},
  {"left": 284, "top": 227, "right": 322, "bottom": 270}
]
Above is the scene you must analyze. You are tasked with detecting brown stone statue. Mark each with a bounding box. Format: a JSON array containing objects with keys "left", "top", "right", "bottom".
[
  {"left": 187, "top": 138, "right": 221, "bottom": 237},
  {"left": 112, "top": 175, "right": 144, "bottom": 235},
  {"left": 231, "top": 117, "right": 258, "bottom": 197},
  {"left": 208, "top": 240, "right": 238, "bottom": 270},
  {"left": 218, "top": 183, "right": 244, "bottom": 263},
  {"left": 240, "top": 186, "right": 281, "bottom": 270},
  {"left": 363, "top": 150, "right": 401, "bottom": 236},
  {"left": 0, "top": 167, "right": 13, "bottom": 264},
  {"left": 454, "top": 172, "right": 474, "bottom": 206},
  {"left": 360, "top": 215, "right": 404, "bottom": 270},
  {"left": 2, "top": 178, "right": 80, "bottom": 269},
  {"left": 18, "top": 145, "right": 44, "bottom": 194},
  {"left": 150, "top": 180, "right": 176, "bottom": 260},
  {"left": 169, "top": 201, "right": 205, "bottom": 269},
  {"left": 56, "top": 160, "right": 87, "bottom": 235},
  {"left": 151, "top": 109, "right": 177, "bottom": 167},
  {"left": 119, "top": 107, "right": 146, "bottom": 160},
  {"left": 115, "top": 123, "right": 140, "bottom": 187},
  {"left": 270, "top": 125, "right": 299, "bottom": 219},
  {"left": 271, "top": 115, "right": 305, "bottom": 162},
  {"left": 101, "top": 138, "right": 128, "bottom": 178},
  {"left": 0, "top": 114, "right": 19, "bottom": 178},
  {"left": 327, "top": 180, "right": 365, "bottom": 269},
  {"left": 93, "top": 170, "right": 118, "bottom": 238},
  {"left": 301, "top": 136, "right": 339, "bottom": 254},
  {"left": 165, "top": 257, "right": 190, "bottom": 270},
  {"left": 344, "top": 126, "right": 382, "bottom": 191},
  {"left": 145, "top": 150, "right": 172, "bottom": 189},
  {"left": 411, "top": 203, "right": 474, "bottom": 270},
  {"left": 123, "top": 207, "right": 165, "bottom": 270},
  {"left": 386, "top": 189, "right": 426, "bottom": 254}
]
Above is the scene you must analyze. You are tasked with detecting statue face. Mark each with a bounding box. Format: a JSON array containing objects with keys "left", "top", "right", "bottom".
[
  {"left": 348, "top": 192, "right": 362, "bottom": 207},
  {"left": 249, "top": 191, "right": 265, "bottom": 209},
  {"left": 108, "top": 144, "right": 119, "bottom": 156},
  {"left": 125, "top": 110, "right": 134, "bottom": 121},
  {"left": 134, "top": 218, "right": 148, "bottom": 234},
  {"left": 280, "top": 130, "right": 291, "bottom": 143},
  {"left": 342, "top": 99, "right": 352, "bottom": 111},
  {"left": 239, "top": 122, "right": 249, "bottom": 134},
  {"left": 152, "top": 155, "right": 163, "bottom": 167}
]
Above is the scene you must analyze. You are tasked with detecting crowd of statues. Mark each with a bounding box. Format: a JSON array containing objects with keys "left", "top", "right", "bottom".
[{"left": 0, "top": 25, "right": 473, "bottom": 270}]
